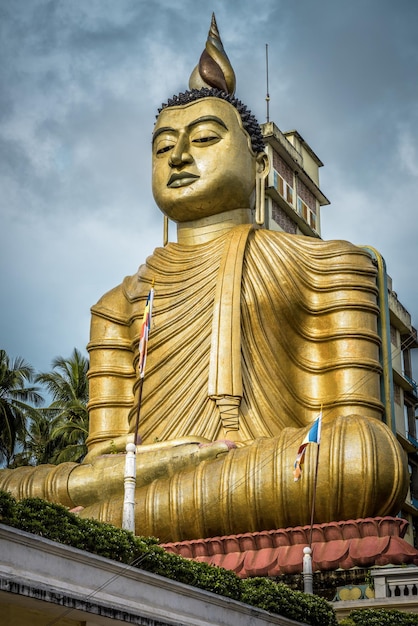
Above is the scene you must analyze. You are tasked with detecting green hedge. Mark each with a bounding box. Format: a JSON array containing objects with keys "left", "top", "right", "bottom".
[
  {"left": 341, "top": 608, "right": 418, "bottom": 625},
  {"left": 0, "top": 490, "right": 337, "bottom": 625},
  {"left": 241, "top": 577, "right": 337, "bottom": 625}
]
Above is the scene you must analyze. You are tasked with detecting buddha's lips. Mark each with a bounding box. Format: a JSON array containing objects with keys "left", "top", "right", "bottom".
[{"left": 167, "top": 172, "right": 199, "bottom": 187}]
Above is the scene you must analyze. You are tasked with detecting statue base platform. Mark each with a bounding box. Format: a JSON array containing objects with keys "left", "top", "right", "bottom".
[{"left": 161, "top": 517, "right": 418, "bottom": 578}]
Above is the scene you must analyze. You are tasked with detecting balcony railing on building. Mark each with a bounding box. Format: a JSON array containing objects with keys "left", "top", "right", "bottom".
[
  {"left": 372, "top": 566, "right": 418, "bottom": 600},
  {"left": 404, "top": 373, "right": 418, "bottom": 399}
]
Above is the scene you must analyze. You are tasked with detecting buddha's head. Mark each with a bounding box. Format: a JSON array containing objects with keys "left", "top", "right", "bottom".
[{"left": 152, "top": 15, "right": 268, "bottom": 224}]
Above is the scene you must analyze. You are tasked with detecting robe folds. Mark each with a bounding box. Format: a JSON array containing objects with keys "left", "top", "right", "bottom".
[{"left": 86, "top": 226, "right": 383, "bottom": 453}]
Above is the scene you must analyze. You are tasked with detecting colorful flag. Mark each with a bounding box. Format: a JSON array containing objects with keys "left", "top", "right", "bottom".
[
  {"left": 138, "top": 287, "right": 154, "bottom": 379},
  {"left": 293, "top": 411, "right": 322, "bottom": 482}
]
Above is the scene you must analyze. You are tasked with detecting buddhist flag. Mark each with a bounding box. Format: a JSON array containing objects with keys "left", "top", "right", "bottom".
[
  {"left": 293, "top": 411, "right": 322, "bottom": 482},
  {"left": 138, "top": 286, "right": 154, "bottom": 379}
]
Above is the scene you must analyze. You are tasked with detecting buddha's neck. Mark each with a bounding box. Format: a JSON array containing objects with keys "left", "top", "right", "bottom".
[{"left": 176, "top": 208, "right": 253, "bottom": 245}]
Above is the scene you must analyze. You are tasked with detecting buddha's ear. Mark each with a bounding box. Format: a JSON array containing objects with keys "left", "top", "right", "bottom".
[
  {"left": 256, "top": 152, "right": 270, "bottom": 178},
  {"left": 255, "top": 152, "right": 270, "bottom": 226}
]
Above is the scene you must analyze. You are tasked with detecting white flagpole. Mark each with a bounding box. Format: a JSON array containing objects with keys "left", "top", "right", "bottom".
[
  {"left": 122, "top": 283, "right": 154, "bottom": 533},
  {"left": 304, "top": 406, "right": 322, "bottom": 594},
  {"left": 122, "top": 442, "right": 137, "bottom": 532},
  {"left": 303, "top": 546, "right": 313, "bottom": 594}
]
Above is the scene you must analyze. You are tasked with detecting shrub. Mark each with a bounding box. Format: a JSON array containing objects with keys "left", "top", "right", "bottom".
[
  {"left": 241, "top": 577, "right": 338, "bottom": 626},
  {"left": 0, "top": 489, "right": 17, "bottom": 522},
  {"left": 347, "top": 608, "right": 418, "bottom": 625}
]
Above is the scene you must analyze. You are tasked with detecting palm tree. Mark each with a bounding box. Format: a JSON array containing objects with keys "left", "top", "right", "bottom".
[
  {"left": 0, "top": 350, "right": 44, "bottom": 467},
  {"left": 20, "top": 407, "right": 62, "bottom": 466},
  {"left": 35, "top": 348, "right": 89, "bottom": 463}
]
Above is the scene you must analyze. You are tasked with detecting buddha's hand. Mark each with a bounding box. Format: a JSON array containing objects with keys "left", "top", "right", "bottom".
[
  {"left": 69, "top": 437, "right": 236, "bottom": 507},
  {"left": 83, "top": 434, "right": 235, "bottom": 464},
  {"left": 136, "top": 438, "right": 236, "bottom": 483}
]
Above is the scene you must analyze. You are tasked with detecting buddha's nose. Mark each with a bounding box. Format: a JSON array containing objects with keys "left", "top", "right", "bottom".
[{"left": 168, "top": 134, "right": 193, "bottom": 167}]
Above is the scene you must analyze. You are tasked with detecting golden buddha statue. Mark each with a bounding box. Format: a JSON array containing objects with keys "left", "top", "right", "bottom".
[{"left": 0, "top": 15, "right": 408, "bottom": 543}]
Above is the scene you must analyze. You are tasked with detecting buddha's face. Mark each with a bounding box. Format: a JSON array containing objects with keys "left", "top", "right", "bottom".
[{"left": 152, "top": 98, "right": 258, "bottom": 222}]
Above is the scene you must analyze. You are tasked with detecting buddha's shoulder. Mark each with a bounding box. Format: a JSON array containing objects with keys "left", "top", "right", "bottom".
[
  {"left": 90, "top": 271, "right": 145, "bottom": 323},
  {"left": 251, "top": 229, "right": 376, "bottom": 265}
]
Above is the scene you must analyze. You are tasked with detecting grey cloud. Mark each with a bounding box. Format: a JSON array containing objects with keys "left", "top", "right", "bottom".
[{"left": 1, "top": 0, "right": 417, "bottom": 381}]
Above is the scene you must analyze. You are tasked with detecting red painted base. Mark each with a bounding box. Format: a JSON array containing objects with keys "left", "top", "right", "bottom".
[{"left": 161, "top": 517, "right": 418, "bottom": 577}]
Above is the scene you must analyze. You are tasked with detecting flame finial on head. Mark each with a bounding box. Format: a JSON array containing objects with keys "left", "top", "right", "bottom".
[{"left": 189, "top": 13, "right": 236, "bottom": 95}]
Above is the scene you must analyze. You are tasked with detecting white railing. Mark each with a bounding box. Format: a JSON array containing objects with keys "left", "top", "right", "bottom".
[{"left": 372, "top": 566, "right": 418, "bottom": 599}]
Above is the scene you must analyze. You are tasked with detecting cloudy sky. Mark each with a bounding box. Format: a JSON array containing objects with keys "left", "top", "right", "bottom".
[{"left": 1, "top": 0, "right": 418, "bottom": 381}]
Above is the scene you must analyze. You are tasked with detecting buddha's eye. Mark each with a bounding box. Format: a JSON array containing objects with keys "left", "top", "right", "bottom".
[
  {"left": 191, "top": 129, "right": 221, "bottom": 146},
  {"left": 154, "top": 137, "right": 176, "bottom": 156},
  {"left": 156, "top": 144, "right": 174, "bottom": 155},
  {"left": 192, "top": 135, "right": 219, "bottom": 144},
  {"left": 153, "top": 127, "right": 177, "bottom": 155}
]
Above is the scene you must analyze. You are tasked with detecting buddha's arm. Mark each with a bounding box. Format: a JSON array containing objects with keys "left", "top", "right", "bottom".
[
  {"left": 0, "top": 439, "right": 233, "bottom": 506},
  {"left": 69, "top": 439, "right": 234, "bottom": 506},
  {"left": 85, "top": 285, "right": 137, "bottom": 458}
]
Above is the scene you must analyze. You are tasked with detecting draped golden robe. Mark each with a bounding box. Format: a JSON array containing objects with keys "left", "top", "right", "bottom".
[
  {"left": 87, "top": 225, "right": 384, "bottom": 452},
  {"left": 0, "top": 226, "right": 407, "bottom": 541}
]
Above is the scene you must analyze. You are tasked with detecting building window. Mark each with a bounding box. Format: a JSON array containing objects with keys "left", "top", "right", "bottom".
[
  {"left": 296, "top": 196, "right": 317, "bottom": 230},
  {"left": 273, "top": 170, "right": 294, "bottom": 208},
  {"left": 297, "top": 196, "right": 305, "bottom": 217},
  {"left": 390, "top": 324, "right": 399, "bottom": 348},
  {"left": 273, "top": 170, "right": 284, "bottom": 197}
]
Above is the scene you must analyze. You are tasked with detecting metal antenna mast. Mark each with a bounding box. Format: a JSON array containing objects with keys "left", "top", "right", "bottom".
[{"left": 265, "top": 43, "right": 270, "bottom": 123}]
